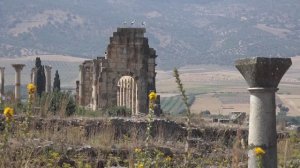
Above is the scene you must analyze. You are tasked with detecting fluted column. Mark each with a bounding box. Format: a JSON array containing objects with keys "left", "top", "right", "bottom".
[
  {"left": 135, "top": 82, "right": 139, "bottom": 114},
  {"left": 235, "top": 57, "right": 292, "bottom": 168},
  {"left": 122, "top": 80, "right": 125, "bottom": 106},
  {"left": 44, "top": 65, "right": 52, "bottom": 93},
  {"left": 12, "top": 64, "right": 25, "bottom": 102},
  {"left": 0, "top": 67, "right": 5, "bottom": 100}
]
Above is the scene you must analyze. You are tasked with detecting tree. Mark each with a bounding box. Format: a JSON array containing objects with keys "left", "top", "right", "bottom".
[
  {"left": 35, "top": 57, "right": 45, "bottom": 96},
  {"left": 53, "top": 70, "right": 61, "bottom": 92}
]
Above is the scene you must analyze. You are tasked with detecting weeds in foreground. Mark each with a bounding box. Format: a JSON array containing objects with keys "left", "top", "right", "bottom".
[
  {"left": 174, "top": 68, "right": 192, "bottom": 166},
  {"left": 0, "top": 82, "right": 300, "bottom": 167}
]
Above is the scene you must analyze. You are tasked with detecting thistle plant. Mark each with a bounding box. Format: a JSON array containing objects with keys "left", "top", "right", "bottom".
[
  {"left": 25, "top": 83, "right": 36, "bottom": 131},
  {"left": 2, "top": 107, "right": 14, "bottom": 146},
  {"left": 173, "top": 68, "right": 191, "bottom": 166},
  {"left": 133, "top": 91, "right": 172, "bottom": 168},
  {"left": 146, "top": 91, "right": 157, "bottom": 148},
  {"left": 134, "top": 147, "right": 172, "bottom": 168}
]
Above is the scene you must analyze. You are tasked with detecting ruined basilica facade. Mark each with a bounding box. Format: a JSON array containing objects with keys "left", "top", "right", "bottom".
[{"left": 76, "top": 28, "right": 157, "bottom": 114}]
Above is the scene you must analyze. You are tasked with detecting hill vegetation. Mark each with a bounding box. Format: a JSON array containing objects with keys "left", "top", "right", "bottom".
[{"left": 0, "top": 0, "right": 300, "bottom": 69}]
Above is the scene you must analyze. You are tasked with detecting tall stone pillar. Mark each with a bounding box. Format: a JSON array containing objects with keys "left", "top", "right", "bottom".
[
  {"left": 235, "top": 57, "right": 292, "bottom": 168},
  {"left": 0, "top": 67, "right": 5, "bottom": 99},
  {"left": 92, "top": 61, "right": 98, "bottom": 111},
  {"left": 12, "top": 64, "right": 25, "bottom": 102},
  {"left": 76, "top": 80, "right": 79, "bottom": 103},
  {"left": 79, "top": 65, "right": 84, "bottom": 106},
  {"left": 44, "top": 65, "right": 52, "bottom": 93}
]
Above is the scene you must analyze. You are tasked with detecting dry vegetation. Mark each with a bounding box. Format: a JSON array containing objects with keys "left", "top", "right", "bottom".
[{"left": 0, "top": 56, "right": 300, "bottom": 167}]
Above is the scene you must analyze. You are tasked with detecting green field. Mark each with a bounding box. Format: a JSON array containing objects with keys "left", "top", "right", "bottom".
[{"left": 160, "top": 94, "right": 195, "bottom": 115}]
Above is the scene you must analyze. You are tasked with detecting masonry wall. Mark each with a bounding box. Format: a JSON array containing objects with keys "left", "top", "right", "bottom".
[{"left": 78, "top": 28, "right": 157, "bottom": 114}]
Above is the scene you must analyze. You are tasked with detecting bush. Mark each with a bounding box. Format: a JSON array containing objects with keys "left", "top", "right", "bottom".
[
  {"left": 104, "top": 106, "right": 131, "bottom": 117},
  {"left": 49, "top": 91, "right": 76, "bottom": 116}
]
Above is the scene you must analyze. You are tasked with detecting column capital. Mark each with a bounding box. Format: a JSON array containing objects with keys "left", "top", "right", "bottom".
[
  {"left": 12, "top": 64, "right": 25, "bottom": 71},
  {"left": 44, "top": 65, "right": 52, "bottom": 71},
  {"left": 235, "top": 57, "right": 292, "bottom": 88},
  {"left": 79, "top": 65, "right": 83, "bottom": 71}
]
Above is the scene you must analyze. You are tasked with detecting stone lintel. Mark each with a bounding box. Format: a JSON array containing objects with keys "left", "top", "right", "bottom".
[{"left": 235, "top": 57, "right": 292, "bottom": 88}]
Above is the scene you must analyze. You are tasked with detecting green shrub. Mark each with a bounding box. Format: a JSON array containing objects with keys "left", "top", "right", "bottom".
[{"left": 104, "top": 106, "right": 131, "bottom": 117}]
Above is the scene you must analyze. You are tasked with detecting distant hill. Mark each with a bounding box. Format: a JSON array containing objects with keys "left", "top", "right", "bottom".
[{"left": 1, "top": 0, "right": 300, "bottom": 69}]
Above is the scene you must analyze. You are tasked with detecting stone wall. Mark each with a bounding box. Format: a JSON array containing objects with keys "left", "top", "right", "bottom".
[{"left": 78, "top": 28, "right": 157, "bottom": 114}]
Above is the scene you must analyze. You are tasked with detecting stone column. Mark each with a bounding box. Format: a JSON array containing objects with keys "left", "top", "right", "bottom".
[
  {"left": 235, "top": 57, "right": 292, "bottom": 168},
  {"left": 79, "top": 65, "right": 84, "bottom": 106},
  {"left": 92, "top": 61, "right": 98, "bottom": 111},
  {"left": 31, "top": 68, "right": 37, "bottom": 85},
  {"left": 0, "top": 67, "right": 5, "bottom": 99},
  {"left": 92, "top": 81, "right": 97, "bottom": 110},
  {"left": 76, "top": 80, "right": 79, "bottom": 103},
  {"left": 135, "top": 82, "right": 139, "bottom": 114},
  {"left": 12, "top": 64, "right": 25, "bottom": 102},
  {"left": 117, "top": 86, "right": 120, "bottom": 106},
  {"left": 44, "top": 65, "right": 52, "bottom": 93}
]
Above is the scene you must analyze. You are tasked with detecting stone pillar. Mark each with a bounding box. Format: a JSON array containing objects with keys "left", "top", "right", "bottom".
[
  {"left": 92, "top": 82, "right": 97, "bottom": 110},
  {"left": 117, "top": 86, "right": 120, "bottom": 106},
  {"left": 44, "top": 65, "right": 52, "bottom": 93},
  {"left": 76, "top": 80, "right": 79, "bottom": 103},
  {"left": 135, "top": 82, "right": 139, "bottom": 114},
  {"left": 92, "top": 61, "right": 98, "bottom": 111},
  {"left": 12, "top": 64, "right": 25, "bottom": 102},
  {"left": 79, "top": 65, "right": 84, "bottom": 106},
  {"left": 31, "top": 68, "right": 37, "bottom": 85},
  {"left": 0, "top": 67, "right": 5, "bottom": 99},
  {"left": 235, "top": 57, "right": 292, "bottom": 168}
]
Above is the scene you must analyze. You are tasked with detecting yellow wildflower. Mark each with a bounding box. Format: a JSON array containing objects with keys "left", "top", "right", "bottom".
[
  {"left": 3, "top": 107, "right": 14, "bottom": 121},
  {"left": 50, "top": 151, "right": 60, "bottom": 160},
  {"left": 165, "top": 156, "right": 172, "bottom": 162},
  {"left": 137, "top": 163, "right": 144, "bottom": 168},
  {"left": 148, "top": 91, "right": 157, "bottom": 101},
  {"left": 134, "top": 148, "right": 141, "bottom": 153},
  {"left": 27, "top": 83, "right": 36, "bottom": 95},
  {"left": 254, "top": 147, "right": 265, "bottom": 156}
]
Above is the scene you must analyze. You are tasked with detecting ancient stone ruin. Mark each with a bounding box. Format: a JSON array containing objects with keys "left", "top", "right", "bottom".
[
  {"left": 77, "top": 28, "right": 157, "bottom": 114},
  {"left": 235, "top": 57, "right": 292, "bottom": 168},
  {"left": 12, "top": 64, "right": 25, "bottom": 102}
]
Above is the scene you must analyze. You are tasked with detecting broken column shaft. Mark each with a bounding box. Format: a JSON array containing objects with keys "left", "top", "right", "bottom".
[
  {"left": 12, "top": 64, "right": 25, "bottom": 102},
  {"left": 0, "top": 67, "right": 5, "bottom": 99},
  {"left": 235, "top": 57, "right": 292, "bottom": 168},
  {"left": 44, "top": 65, "right": 52, "bottom": 93}
]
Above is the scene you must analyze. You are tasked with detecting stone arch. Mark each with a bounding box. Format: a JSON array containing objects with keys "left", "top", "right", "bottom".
[{"left": 117, "top": 76, "right": 138, "bottom": 115}]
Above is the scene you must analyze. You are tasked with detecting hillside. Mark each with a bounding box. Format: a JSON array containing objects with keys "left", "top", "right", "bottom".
[{"left": 0, "top": 0, "right": 300, "bottom": 69}]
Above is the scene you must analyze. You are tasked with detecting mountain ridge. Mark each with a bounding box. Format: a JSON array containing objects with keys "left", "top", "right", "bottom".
[{"left": 0, "top": 0, "right": 300, "bottom": 69}]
